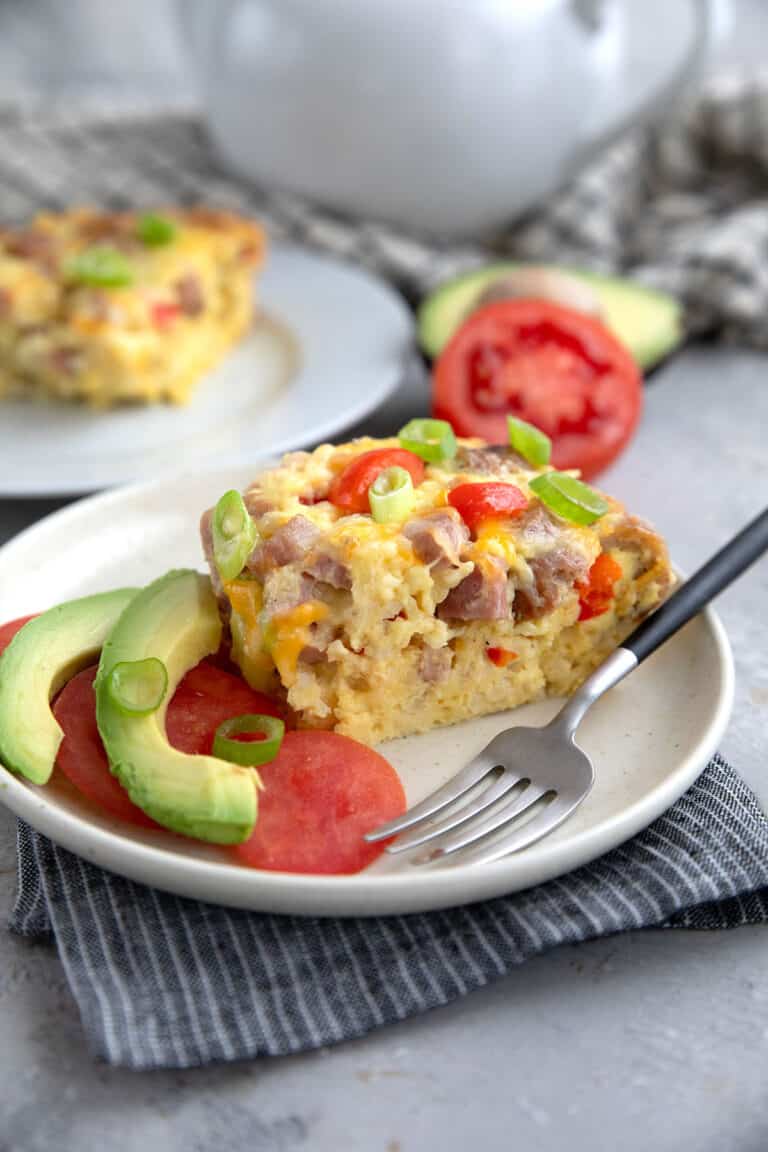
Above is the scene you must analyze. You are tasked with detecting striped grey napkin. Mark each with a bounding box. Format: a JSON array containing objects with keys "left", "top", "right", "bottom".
[
  {"left": 3, "top": 74, "right": 768, "bottom": 343},
  {"left": 10, "top": 754, "right": 768, "bottom": 1070}
]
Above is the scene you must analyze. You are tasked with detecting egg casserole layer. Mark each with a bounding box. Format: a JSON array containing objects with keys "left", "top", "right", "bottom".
[
  {"left": 202, "top": 438, "right": 673, "bottom": 745},
  {"left": 0, "top": 207, "right": 264, "bottom": 406}
]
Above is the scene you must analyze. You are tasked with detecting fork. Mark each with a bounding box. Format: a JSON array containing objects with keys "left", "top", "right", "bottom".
[{"left": 366, "top": 507, "right": 768, "bottom": 867}]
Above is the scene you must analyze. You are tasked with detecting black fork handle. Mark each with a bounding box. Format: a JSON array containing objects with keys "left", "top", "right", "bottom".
[{"left": 624, "top": 507, "right": 768, "bottom": 665}]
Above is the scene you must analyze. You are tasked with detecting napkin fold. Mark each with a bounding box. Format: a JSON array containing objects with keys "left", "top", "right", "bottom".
[
  {"left": 11, "top": 755, "right": 768, "bottom": 1070},
  {"left": 3, "top": 73, "right": 768, "bottom": 344}
]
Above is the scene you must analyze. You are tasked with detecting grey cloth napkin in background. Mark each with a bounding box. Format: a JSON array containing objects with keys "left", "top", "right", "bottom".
[
  {"left": 3, "top": 74, "right": 768, "bottom": 342},
  {"left": 11, "top": 756, "right": 768, "bottom": 1070},
  {"left": 5, "top": 76, "right": 768, "bottom": 1068}
]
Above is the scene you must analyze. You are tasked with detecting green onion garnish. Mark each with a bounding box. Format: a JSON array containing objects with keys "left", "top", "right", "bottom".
[
  {"left": 369, "top": 466, "right": 415, "bottom": 523},
  {"left": 507, "top": 416, "right": 551, "bottom": 467},
  {"left": 398, "top": 418, "right": 457, "bottom": 464},
  {"left": 213, "top": 490, "right": 258, "bottom": 581},
  {"left": 529, "top": 472, "right": 609, "bottom": 525},
  {"left": 213, "top": 714, "right": 284, "bottom": 767},
  {"left": 137, "top": 213, "right": 177, "bottom": 247},
  {"left": 106, "top": 657, "right": 168, "bottom": 716},
  {"left": 66, "top": 246, "right": 134, "bottom": 288}
]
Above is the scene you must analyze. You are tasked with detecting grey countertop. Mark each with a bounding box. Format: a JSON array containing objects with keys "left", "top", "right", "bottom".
[
  {"left": 1, "top": 1, "right": 768, "bottom": 1148},
  {"left": 0, "top": 343, "right": 767, "bottom": 1152}
]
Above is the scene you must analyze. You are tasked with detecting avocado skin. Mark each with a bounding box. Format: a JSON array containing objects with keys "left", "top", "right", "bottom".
[
  {"left": 95, "top": 569, "right": 258, "bottom": 845},
  {"left": 0, "top": 588, "right": 137, "bottom": 785},
  {"left": 417, "top": 263, "right": 683, "bottom": 370}
]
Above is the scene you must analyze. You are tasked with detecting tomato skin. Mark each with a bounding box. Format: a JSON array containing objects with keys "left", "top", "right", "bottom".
[
  {"left": 46, "top": 652, "right": 404, "bottom": 874},
  {"left": 233, "top": 731, "right": 405, "bottom": 875},
  {"left": 448, "top": 482, "right": 527, "bottom": 531},
  {"left": 1, "top": 601, "right": 406, "bottom": 874},
  {"left": 54, "top": 667, "right": 159, "bottom": 827},
  {"left": 0, "top": 614, "right": 37, "bottom": 657},
  {"left": 165, "top": 661, "right": 285, "bottom": 756},
  {"left": 53, "top": 661, "right": 286, "bottom": 828},
  {"left": 432, "top": 299, "right": 642, "bottom": 479},
  {"left": 577, "top": 553, "right": 623, "bottom": 621},
  {"left": 329, "top": 448, "right": 425, "bottom": 512}
]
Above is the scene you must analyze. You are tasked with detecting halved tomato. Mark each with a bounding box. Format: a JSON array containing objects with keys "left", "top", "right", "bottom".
[
  {"left": 433, "top": 299, "right": 642, "bottom": 479},
  {"left": 329, "top": 448, "right": 425, "bottom": 512}
]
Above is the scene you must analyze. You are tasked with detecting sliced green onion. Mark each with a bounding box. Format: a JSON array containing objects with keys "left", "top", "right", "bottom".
[
  {"left": 66, "top": 246, "right": 134, "bottom": 287},
  {"left": 213, "top": 490, "right": 258, "bottom": 581},
  {"left": 369, "top": 466, "right": 415, "bottom": 523},
  {"left": 398, "top": 418, "right": 457, "bottom": 464},
  {"left": 137, "top": 213, "right": 177, "bottom": 247},
  {"left": 529, "top": 472, "right": 609, "bottom": 525},
  {"left": 507, "top": 416, "right": 551, "bottom": 467},
  {"left": 213, "top": 714, "right": 285, "bottom": 767},
  {"left": 106, "top": 657, "right": 168, "bottom": 716}
]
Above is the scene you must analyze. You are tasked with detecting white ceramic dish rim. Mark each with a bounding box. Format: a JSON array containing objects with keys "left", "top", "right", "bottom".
[{"left": 0, "top": 478, "right": 735, "bottom": 917}]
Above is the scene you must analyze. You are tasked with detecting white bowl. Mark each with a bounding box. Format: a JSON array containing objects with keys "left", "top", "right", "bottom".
[{"left": 182, "top": 0, "right": 712, "bottom": 239}]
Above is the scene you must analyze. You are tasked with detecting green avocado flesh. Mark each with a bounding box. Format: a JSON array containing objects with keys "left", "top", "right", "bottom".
[
  {"left": 95, "top": 569, "right": 258, "bottom": 844},
  {"left": 0, "top": 588, "right": 138, "bottom": 785},
  {"left": 417, "top": 263, "right": 683, "bottom": 370}
]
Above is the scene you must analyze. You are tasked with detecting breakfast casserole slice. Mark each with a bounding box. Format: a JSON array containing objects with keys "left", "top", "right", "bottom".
[
  {"left": 0, "top": 207, "right": 264, "bottom": 405},
  {"left": 201, "top": 426, "right": 674, "bottom": 745}
]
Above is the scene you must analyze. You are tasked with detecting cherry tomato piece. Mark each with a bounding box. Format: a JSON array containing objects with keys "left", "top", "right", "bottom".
[
  {"left": 329, "top": 448, "right": 425, "bottom": 513},
  {"left": 448, "top": 481, "right": 527, "bottom": 532}
]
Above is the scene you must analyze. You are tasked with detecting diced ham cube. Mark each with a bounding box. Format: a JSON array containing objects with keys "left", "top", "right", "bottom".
[{"left": 438, "top": 556, "right": 509, "bottom": 620}]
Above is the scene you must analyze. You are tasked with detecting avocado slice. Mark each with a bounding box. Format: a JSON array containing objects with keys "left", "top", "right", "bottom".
[
  {"left": 417, "top": 263, "right": 683, "bottom": 370},
  {"left": 0, "top": 588, "right": 137, "bottom": 785},
  {"left": 95, "top": 569, "right": 258, "bottom": 844}
]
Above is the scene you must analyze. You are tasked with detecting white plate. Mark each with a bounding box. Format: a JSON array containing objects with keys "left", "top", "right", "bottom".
[
  {"left": 0, "top": 468, "right": 734, "bottom": 917},
  {"left": 0, "top": 246, "right": 412, "bottom": 497}
]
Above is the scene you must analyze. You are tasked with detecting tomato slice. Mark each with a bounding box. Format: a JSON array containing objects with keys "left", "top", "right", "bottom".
[
  {"left": 0, "top": 614, "right": 36, "bottom": 656},
  {"left": 54, "top": 667, "right": 158, "bottom": 827},
  {"left": 432, "top": 299, "right": 642, "bottom": 479},
  {"left": 164, "top": 660, "right": 285, "bottom": 756},
  {"left": 48, "top": 653, "right": 405, "bottom": 874},
  {"left": 448, "top": 481, "right": 527, "bottom": 531},
  {"left": 233, "top": 731, "right": 405, "bottom": 875},
  {"left": 53, "top": 660, "right": 285, "bottom": 828},
  {"left": 329, "top": 448, "right": 425, "bottom": 513},
  {"left": 576, "top": 553, "right": 623, "bottom": 621}
]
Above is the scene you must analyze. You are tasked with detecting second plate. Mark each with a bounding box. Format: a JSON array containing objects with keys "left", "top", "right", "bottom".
[{"left": 0, "top": 245, "right": 413, "bottom": 497}]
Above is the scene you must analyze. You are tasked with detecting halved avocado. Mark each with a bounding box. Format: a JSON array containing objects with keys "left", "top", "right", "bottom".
[
  {"left": 417, "top": 263, "right": 683, "bottom": 370},
  {"left": 95, "top": 569, "right": 258, "bottom": 844},
  {"left": 0, "top": 588, "right": 137, "bottom": 785}
]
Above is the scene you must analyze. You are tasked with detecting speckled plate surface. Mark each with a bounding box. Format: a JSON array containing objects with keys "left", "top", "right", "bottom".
[
  {"left": 0, "top": 467, "right": 734, "bottom": 916},
  {"left": 0, "top": 246, "right": 413, "bottom": 497}
]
